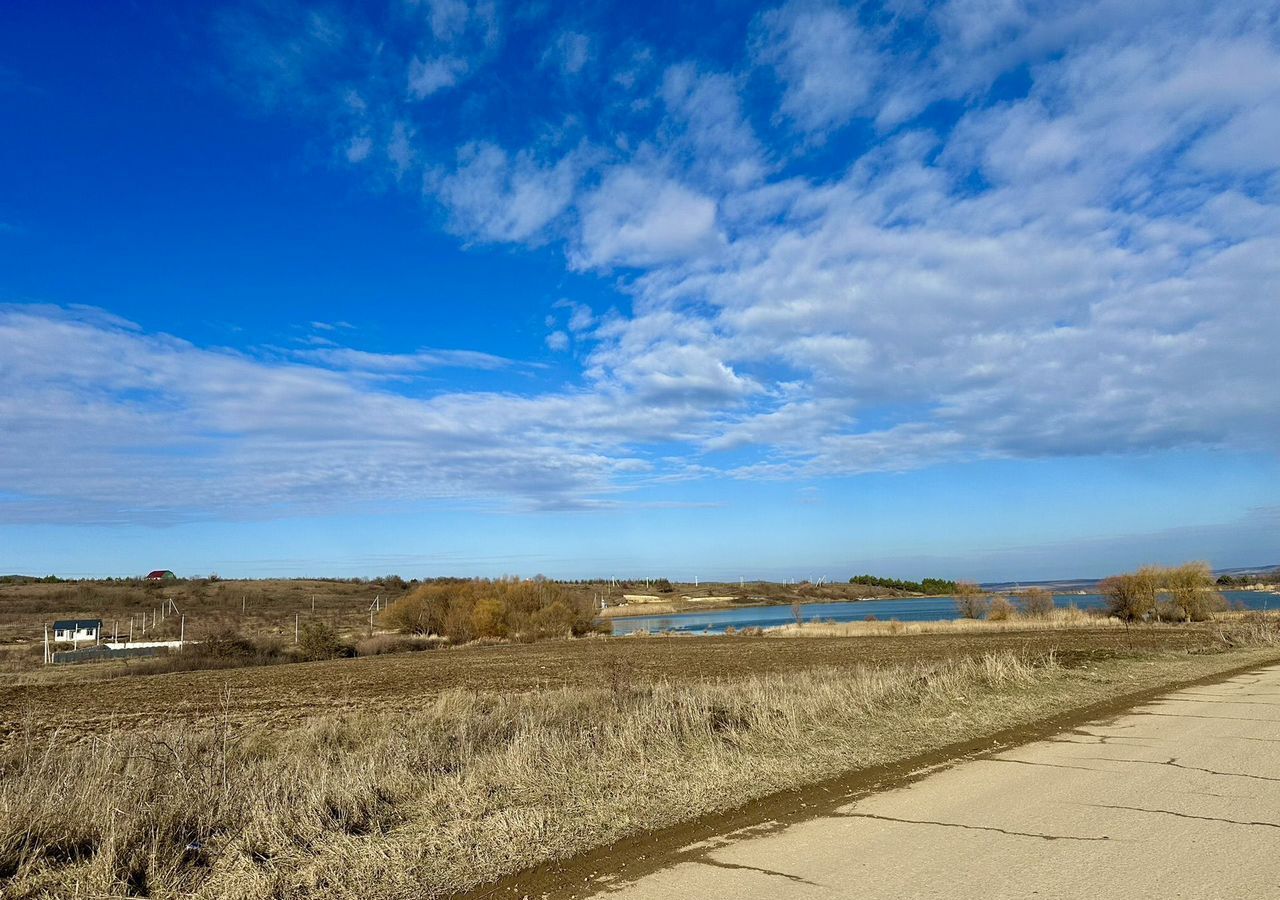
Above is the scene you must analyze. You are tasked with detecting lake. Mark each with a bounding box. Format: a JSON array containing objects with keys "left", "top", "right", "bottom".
[{"left": 607, "top": 590, "right": 1280, "bottom": 635}]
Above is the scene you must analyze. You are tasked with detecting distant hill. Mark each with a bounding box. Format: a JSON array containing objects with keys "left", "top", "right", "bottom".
[{"left": 983, "top": 565, "right": 1280, "bottom": 593}]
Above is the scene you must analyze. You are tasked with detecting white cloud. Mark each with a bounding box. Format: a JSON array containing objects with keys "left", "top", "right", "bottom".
[
  {"left": 753, "top": 1, "right": 881, "bottom": 135},
  {"left": 574, "top": 168, "right": 722, "bottom": 269},
  {"left": 567, "top": 304, "right": 594, "bottom": 333},
  {"left": 345, "top": 134, "right": 374, "bottom": 162},
  {"left": 120, "top": 0, "right": 1280, "bottom": 525},
  {"left": 661, "top": 63, "right": 769, "bottom": 189},
  {"left": 295, "top": 346, "right": 515, "bottom": 373},
  {"left": 421, "top": 0, "right": 470, "bottom": 41},
  {"left": 0, "top": 306, "right": 668, "bottom": 522},
  {"left": 545, "top": 330, "right": 570, "bottom": 351},
  {"left": 430, "top": 142, "right": 580, "bottom": 242},
  {"left": 542, "top": 31, "right": 592, "bottom": 75},
  {"left": 387, "top": 120, "right": 416, "bottom": 176},
  {"left": 407, "top": 55, "right": 469, "bottom": 97}
]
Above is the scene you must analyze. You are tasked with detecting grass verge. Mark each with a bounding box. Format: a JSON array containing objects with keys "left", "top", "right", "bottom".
[{"left": 2, "top": 635, "right": 1278, "bottom": 898}]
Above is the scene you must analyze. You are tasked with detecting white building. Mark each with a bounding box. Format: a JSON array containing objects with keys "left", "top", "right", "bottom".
[{"left": 52, "top": 619, "right": 102, "bottom": 645}]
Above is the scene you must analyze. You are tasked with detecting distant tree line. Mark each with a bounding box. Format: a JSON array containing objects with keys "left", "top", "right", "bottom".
[
  {"left": 849, "top": 574, "right": 959, "bottom": 594},
  {"left": 1216, "top": 570, "right": 1280, "bottom": 586}
]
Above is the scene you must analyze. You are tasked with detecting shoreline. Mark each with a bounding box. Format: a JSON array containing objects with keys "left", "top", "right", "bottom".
[{"left": 599, "top": 592, "right": 957, "bottom": 619}]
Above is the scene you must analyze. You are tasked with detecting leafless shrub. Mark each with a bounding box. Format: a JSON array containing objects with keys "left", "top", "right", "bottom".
[
  {"left": 954, "top": 582, "right": 991, "bottom": 619},
  {"left": 987, "top": 596, "right": 1015, "bottom": 621},
  {"left": 1018, "top": 588, "right": 1055, "bottom": 618}
]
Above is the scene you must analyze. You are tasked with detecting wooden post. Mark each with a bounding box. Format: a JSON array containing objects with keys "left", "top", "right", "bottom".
[
  {"left": 295, "top": 613, "right": 299, "bottom": 644},
  {"left": 43, "top": 624, "right": 49, "bottom": 665},
  {"left": 180, "top": 615, "right": 185, "bottom": 646}
]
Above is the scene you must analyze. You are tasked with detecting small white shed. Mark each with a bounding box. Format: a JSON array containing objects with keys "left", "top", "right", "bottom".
[{"left": 52, "top": 619, "right": 102, "bottom": 644}]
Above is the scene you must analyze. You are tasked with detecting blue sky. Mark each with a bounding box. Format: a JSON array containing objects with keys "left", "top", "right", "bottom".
[{"left": 1, "top": 0, "right": 1277, "bottom": 581}]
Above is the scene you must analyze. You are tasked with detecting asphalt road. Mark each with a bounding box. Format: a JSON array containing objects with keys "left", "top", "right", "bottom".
[{"left": 592, "top": 664, "right": 1280, "bottom": 899}]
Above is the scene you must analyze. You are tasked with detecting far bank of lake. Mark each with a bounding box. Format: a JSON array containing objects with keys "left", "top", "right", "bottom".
[{"left": 608, "top": 590, "right": 1280, "bottom": 635}]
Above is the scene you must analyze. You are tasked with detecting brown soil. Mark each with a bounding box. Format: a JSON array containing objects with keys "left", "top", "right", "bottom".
[{"left": 1, "top": 626, "right": 1217, "bottom": 744}]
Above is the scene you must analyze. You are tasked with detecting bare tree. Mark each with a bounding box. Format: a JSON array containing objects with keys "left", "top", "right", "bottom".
[
  {"left": 954, "top": 582, "right": 990, "bottom": 619},
  {"left": 1017, "top": 587, "right": 1055, "bottom": 618},
  {"left": 1100, "top": 568, "right": 1159, "bottom": 622},
  {"left": 1163, "top": 561, "right": 1225, "bottom": 621}
]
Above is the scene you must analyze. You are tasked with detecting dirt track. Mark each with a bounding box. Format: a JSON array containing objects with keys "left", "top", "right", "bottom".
[{"left": 0, "top": 628, "right": 1217, "bottom": 744}]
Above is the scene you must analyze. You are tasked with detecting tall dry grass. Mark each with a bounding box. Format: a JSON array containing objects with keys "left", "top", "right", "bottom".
[
  {"left": 5, "top": 640, "right": 1277, "bottom": 899},
  {"left": 3, "top": 652, "right": 1053, "bottom": 898},
  {"left": 775, "top": 605, "right": 1113, "bottom": 637}
]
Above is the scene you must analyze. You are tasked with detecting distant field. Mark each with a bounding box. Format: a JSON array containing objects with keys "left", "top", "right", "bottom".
[
  {"left": 0, "top": 578, "right": 414, "bottom": 646},
  {"left": 0, "top": 577, "right": 912, "bottom": 646},
  {"left": 0, "top": 625, "right": 1225, "bottom": 745}
]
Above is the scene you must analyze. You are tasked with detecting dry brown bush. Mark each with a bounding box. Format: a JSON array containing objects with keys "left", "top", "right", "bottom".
[
  {"left": 380, "top": 578, "right": 598, "bottom": 643},
  {"left": 953, "top": 582, "right": 991, "bottom": 619},
  {"left": 987, "top": 596, "right": 1015, "bottom": 621},
  {"left": 1100, "top": 568, "right": 1160, "bottom": 621},
  {"left": 1018, "top": 587, "right": 1055, "bottom": 618}
]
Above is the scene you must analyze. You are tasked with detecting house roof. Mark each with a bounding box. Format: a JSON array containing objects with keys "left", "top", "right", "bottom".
[
  {"left": 53, "top": 619, "right": 102, "bottom": 631},
  {"left": 145, "top": 570, "right": 174, "bottom": 579}
]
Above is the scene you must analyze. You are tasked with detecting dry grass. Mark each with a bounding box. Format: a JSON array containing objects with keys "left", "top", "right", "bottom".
[
  {"left": 775, "top": 605, "right": 1115, "bottom": 637},
  {"left": 352, "top": 633, "right": 446, "bottom": 656},
  {"left": 4, "top": 640, "right": 1279, "bottom": 899},
  {"left": 0, "top": 579, "right": 414, "bottom": 648},
  {"left": 1212, "top": 613, "right": 1280, "bottom": 647}
]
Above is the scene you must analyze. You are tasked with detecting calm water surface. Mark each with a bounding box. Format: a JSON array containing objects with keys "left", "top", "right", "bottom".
[{"left": 608, "top": 591, "right": 1279, "bottom": 635}]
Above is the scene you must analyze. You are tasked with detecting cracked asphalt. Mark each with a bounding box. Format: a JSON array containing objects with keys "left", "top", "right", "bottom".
[{"left": 587, "top": 665, "right": 1280, "bottom": 899}]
